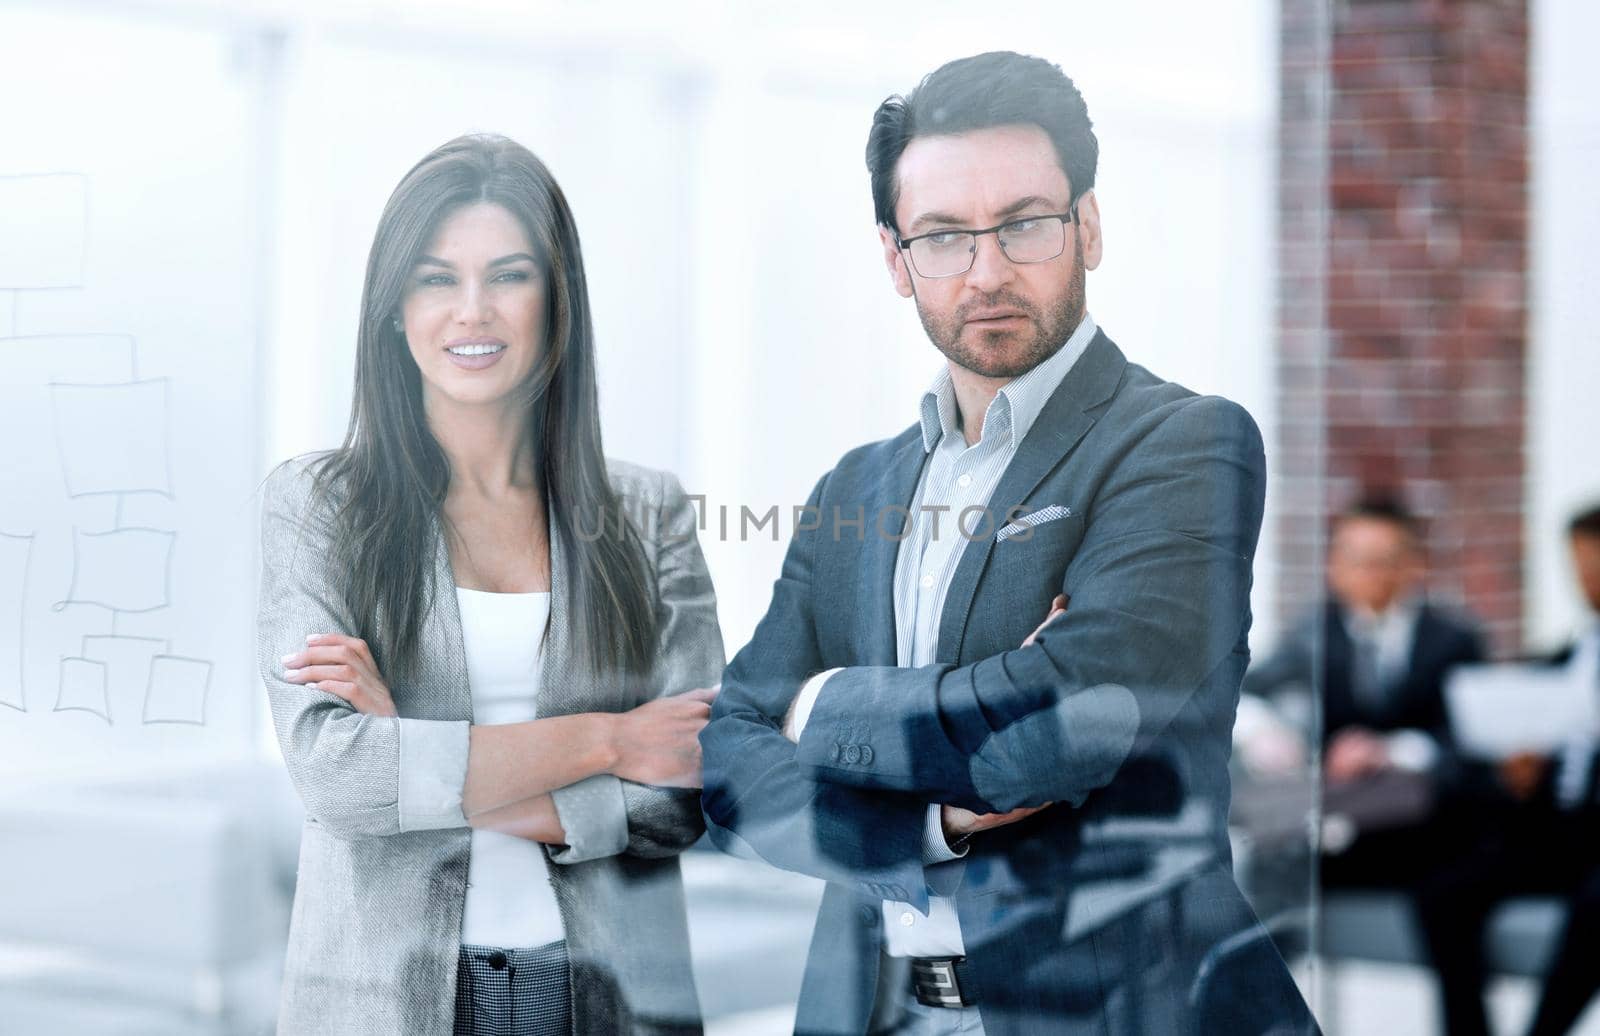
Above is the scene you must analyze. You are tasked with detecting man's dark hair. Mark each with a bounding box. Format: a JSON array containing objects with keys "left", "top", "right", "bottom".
[
  {"left": 866, "top": 51, "right": 1099, "bottom": 236},
  {"left": 1570, "top": 502, "right": 1600, "bottom": 540},
  {"left": 1334, "top": 495, "right": 1423, "bottom": 543}
]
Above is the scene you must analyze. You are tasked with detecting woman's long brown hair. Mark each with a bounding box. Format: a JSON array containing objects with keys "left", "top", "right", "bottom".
[{"left": 308, "top": 133, "right": 656, "bottom": 684}]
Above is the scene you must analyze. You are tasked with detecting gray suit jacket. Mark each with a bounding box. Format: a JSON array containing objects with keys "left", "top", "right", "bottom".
[
  {"left": 703, "top": 330, "right": 1317, "bottom": 1035},
  {"left": 258, "top": 455, "right": 723, "bottom": 1035}
]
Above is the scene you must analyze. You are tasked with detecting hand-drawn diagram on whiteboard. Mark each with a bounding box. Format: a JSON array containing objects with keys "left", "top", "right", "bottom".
[
  {"left": 0, "top": 171, "right": 213, "bottom": 727},
  {"left": 0, "top": 532, "right": 33, "bottom": 712}
]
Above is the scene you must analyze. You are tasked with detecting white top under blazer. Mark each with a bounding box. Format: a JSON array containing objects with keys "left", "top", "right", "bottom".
[{"left": 455, "top": 586, "right": 565, "bottom": 949}]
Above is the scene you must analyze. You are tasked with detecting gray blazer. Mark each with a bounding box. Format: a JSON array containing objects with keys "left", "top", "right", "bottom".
[{"left": 258, "top": 454, "right": 723, "bottom": 1035}]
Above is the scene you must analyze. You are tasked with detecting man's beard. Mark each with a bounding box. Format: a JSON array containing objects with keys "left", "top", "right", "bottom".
[{"left": 914, "top": 234, "right": 1086, "bottom": 379}]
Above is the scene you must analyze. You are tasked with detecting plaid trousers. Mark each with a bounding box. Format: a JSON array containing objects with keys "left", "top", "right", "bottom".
[{"left": 454, "top": 941, "right": 571, "bottom": 1036}]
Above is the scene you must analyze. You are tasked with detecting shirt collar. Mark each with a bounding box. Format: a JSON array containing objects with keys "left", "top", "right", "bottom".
[
  {"left": 1576, "top": 618, "right": 1600, "bottom": 660},
  {"left": 1344, "top": 596, "right": 1422, "bottom": 639},
  {"left": 917, "top": 311, "right": 1099, "bottom": 454}
]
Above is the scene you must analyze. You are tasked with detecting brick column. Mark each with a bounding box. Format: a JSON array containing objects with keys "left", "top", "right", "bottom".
[{"left": 1276, "top": 0, "right": 1529, "bottom": 654}]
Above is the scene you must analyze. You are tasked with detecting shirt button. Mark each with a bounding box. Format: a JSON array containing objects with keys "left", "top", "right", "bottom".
[
  {"left": 957, "top": 473, "right": 972, "bottom": 488},
  {"left": 899, "top": 911, "right": 915, "bottom": 927},
  {"left": 487, "top": 951, "right": 508, "bottom": 970},
  {"left": 920, "top": 574, "right": 935, "bottom": 590}
]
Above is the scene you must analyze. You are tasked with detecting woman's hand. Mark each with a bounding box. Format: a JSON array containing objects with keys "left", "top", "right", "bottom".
[
  {"left": 608, "top": 686, "right": 718, "bottom": 788},
  {"left": 281, "top": 633, "right": 398, "bottom": 717}
]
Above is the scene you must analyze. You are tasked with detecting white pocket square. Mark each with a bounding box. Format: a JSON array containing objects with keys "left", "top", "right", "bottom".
[{"left": 996, "top": 504, "right": 1075, "bottom": 542}]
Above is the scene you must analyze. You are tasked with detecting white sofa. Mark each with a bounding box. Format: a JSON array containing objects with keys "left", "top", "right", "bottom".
[{"left": 0, "top": 763, "right": 302, "bottom": 1035}]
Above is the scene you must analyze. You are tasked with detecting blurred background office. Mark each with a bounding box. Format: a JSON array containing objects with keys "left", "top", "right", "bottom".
[{"left": 0, "top": 0, "right": 1594, "bottom": 1033}]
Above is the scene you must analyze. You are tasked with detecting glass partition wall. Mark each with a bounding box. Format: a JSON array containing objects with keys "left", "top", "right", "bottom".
[{"left": 51, "top": 1, "right": 1600, "bottom": 1032}]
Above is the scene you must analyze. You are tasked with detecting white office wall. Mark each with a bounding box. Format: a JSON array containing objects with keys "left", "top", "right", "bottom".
[{"left": 1529, "top": 0, "right": 1600, "bottom": 651}]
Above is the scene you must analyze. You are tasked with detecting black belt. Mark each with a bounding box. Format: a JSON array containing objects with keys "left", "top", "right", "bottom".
[{"left": 910, "top": 956, "right": 976, "bottom": 1008}]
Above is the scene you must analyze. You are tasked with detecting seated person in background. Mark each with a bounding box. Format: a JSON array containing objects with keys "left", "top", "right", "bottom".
[
  {"left": 1416, "top": 502, "right": 1600, "bottom": 1036},
  {"left": 1240, "top": 496, "right": 1486, "bottom": 877}
]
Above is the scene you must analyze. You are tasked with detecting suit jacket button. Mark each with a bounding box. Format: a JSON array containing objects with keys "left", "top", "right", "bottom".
[
  {"left": 844, "top": 745, "right": 861, "bottom": 764},
  {"left": 859, "top": 745, "right": 874, "bottom": 765}
]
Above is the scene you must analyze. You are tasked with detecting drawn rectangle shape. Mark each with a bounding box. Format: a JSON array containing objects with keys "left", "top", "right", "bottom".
[
  {"left": 0, "top": 173, "right": 88, "bottom": 288},
  {"left": 68, "top": 527, "right": 174, "bottom": 613},
  {"left": 56, "top": 656, "right": 110, "bottom": 722},
  {"left": 51, "top": 379, "right": 171, "bottom": 497},
  {"left": 143, "top": 654, "right": 209, "bottom": 725},
  {"left": 0, "top": 532, "right": 30, "bottom": 710},
  {"left": 0, "top": 334, "right": 136, "bottom": 386}
]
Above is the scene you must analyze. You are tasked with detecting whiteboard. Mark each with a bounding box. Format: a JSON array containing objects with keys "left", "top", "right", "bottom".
[{"left": 0, "top": 8, "right": 267, "bottom": 777}]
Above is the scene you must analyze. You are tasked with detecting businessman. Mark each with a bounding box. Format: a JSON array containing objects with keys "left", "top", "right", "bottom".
[
  {"left": 700, "top": 52, "right": 1315, "bottom": 1035},
  {"left": 1415, "top": 503, "right": 1600, "bottom": 1036},
  {"left": 1242, "top": 497, "right": 1487, "bottom": 878}
]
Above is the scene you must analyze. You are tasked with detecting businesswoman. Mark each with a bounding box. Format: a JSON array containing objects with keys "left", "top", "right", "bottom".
[{"left": 257, "top": 134, "right": 722, "bottom": 1036}]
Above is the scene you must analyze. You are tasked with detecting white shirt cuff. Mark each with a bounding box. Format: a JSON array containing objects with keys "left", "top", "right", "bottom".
[
  {"left": 1383, "top": 730, "right": 1439, "bottom": 774},
  {"left": 922, "top": 803, "right": 968, "bottom": 864},
  {"left": 547, "top": 773, "right": 631, "bottom": 864},
  {"left": 396, "top": 717, "right": 471, "bottom": 832},
  {"left": 1555, "top": 736, "right": 1598, "bottom": 810},
  {"left": 787, "top": 667, "right": 842, "bottom": 740}
]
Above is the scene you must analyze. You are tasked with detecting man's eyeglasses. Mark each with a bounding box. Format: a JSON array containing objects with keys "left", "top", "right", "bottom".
[{"left": 896, "top": 207, "right": 1078, "bottom": 279}]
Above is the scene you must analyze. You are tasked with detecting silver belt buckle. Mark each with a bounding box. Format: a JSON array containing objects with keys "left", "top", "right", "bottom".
[{"left": 912, "top": 956, "right": 968, "bottom": 1008}]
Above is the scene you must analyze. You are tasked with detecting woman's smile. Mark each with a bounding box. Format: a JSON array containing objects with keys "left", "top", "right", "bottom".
[{"left": 445, "top": 335, "right": 509, "bottom": 370}]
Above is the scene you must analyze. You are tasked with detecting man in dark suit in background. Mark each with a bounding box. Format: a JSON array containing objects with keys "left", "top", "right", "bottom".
[
  {"left": 700, "top": 51, "right": 1315, "bottom": 1036},
  {"left": 1414, "top": 503, "right": 1600, "bottom": 1036},
  {"left": 1242, "top": 497, "right": 1487, "bottom": 879}
]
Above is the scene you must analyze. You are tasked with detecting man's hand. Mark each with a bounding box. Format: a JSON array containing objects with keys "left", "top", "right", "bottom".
[
  {"left": 1023, "top": 594, "right": 1070, "bottom": 647},
  {"left": 1499, "top": 750, "right": 1549, "bottom": 801},
  {"left": 282, "top": 633, "right": 398, "bottom": 716},
  {"left": 1324, "top": 726, "right": 1391, "bottom": 783},
  {"left": 934, "top": 594, "right": 1069, "bottom": 843},
  {"left": 940, "top": 802, "right": 1053, "bottom": 844}
]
